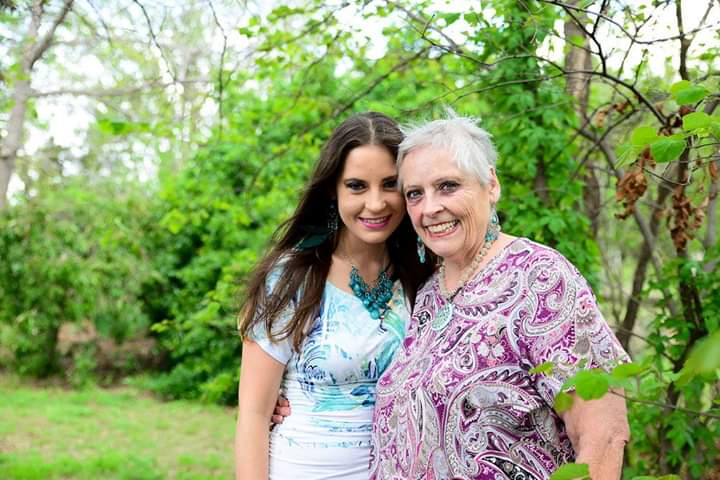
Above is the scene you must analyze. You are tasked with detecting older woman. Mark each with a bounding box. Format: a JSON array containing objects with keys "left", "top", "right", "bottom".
[{"left": 368, "top": 113, "right": 630, "bottom": 480}]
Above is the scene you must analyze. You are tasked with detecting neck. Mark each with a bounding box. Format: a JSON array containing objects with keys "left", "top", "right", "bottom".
[
  {"left": 335, "top": 231, "right": 387, "bottom": 267},
  {"left": 441, "top": 233, "right": 505, "bottom": 295},
  {"left": 443, "top": 245, "right": 482, "bottom": 279}
]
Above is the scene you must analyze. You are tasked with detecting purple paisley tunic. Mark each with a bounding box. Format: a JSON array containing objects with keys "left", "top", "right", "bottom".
[{"left": 369, "top": 238, "right": 629, "bottom": 480}]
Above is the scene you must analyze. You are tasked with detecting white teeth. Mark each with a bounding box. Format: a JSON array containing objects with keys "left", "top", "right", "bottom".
[
  {"left": 427, "top": 221, "right": 457, "bottom": 234},
  {"left": 363, "top": 216, "right": 389, "bottom": 224}
]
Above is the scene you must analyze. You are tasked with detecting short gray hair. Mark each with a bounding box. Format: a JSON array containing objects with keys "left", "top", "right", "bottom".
[{"left": 397, "top": 110, "right": 498, "bottom": 186}]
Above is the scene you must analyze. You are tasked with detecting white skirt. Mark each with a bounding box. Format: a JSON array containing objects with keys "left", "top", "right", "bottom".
[{"left": 268, "top": 430, "right": 370, "bottom": 480}]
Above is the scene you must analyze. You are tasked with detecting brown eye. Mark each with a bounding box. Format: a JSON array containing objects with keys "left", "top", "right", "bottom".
[
  {"left": 345, "top": 181, "right": 366, "bottom": 191},
  {"left": 384, "top": 179, "right": 398, "bottom": 189}
]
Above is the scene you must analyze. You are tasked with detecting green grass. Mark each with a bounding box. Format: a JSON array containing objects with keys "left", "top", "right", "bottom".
[{"left": 0, "top": 374, "right": 236, "bottom": 479}]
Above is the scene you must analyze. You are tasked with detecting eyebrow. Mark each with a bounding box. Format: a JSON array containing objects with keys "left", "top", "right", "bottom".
[
  {"left": 402, "top": 175, "right": 461, "bottom": 190},
  {"left": 343, "top": 175, "right": 398, "bottom": 182}
]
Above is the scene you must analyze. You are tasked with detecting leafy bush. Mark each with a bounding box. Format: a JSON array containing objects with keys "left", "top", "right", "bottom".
[{"left": 0, "top": 178, "right": 155, "bottom": 378}]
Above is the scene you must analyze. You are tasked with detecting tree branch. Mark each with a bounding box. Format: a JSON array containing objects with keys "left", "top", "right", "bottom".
[
  {"left": 702, "top": 98, "right": 719, "bottom": 264},
  {"left": 675, "top": 0, "right": 690, "bottom": 81},
  {"left": 207, "top": 0, "right": 228, "bottom": 139},
  {"left": 612, "top": 391, "right": 720, "bottom": 420},
  {"left": 29, "top": 79, "right": 211, "bottom": 98},
  {"left": 577, "top": 126, "right": 680, "bottom": 333},
  {"left": 131, "top": 0, "right": 176, "bottom": 81},
  {"left": 245, "top": 47, "right": 431, "bottom": 194},
  {"left": 541, "top": 0, "right": 720, "bottom": 45},
  {"left": 27, "top": 0, "right": 74, "bottom": 69}
]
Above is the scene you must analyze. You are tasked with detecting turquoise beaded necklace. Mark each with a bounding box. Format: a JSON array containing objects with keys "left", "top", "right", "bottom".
[
  {"left": 349, "top": 264, "right": 393, "bottom": 321},
  {"left": 339, "top": 253, "right": 394, "bottom": 321}
]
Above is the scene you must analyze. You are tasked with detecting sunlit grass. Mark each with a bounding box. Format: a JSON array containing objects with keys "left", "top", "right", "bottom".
[{"left": 0, "top": 374, "right": 236, "bottom": 479}]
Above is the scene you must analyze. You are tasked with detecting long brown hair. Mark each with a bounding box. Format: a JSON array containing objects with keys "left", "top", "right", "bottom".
[{"left": 239, "top": 112, "right": 435, "bottom": 351}]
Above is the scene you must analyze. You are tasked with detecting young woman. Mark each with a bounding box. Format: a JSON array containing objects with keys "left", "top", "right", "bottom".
[{"left": 235, "top": 112, "right": 434, "bottom": 480}]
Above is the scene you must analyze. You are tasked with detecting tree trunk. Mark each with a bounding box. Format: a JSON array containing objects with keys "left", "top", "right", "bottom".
[
  {"left": 563, "top": 0, "right": 600, "bottom": 236},
  {"left": 616, "top": 183, "right": 672, "bottom": 351},
  {"left": 0, "top": 0, "right": 74, "bottom": 209},
  {"left": 0, "top": 78, "right": 31, "bottom": 209}
]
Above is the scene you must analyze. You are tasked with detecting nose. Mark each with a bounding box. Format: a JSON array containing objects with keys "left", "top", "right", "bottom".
[
  {"left": 421, "top": 192, "right": 443, "bottom": 217},
  {"left": 366, "top": 189, "right": 388, "bottom": 212}
]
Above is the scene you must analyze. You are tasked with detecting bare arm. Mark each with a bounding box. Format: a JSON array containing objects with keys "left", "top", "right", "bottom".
[
  {"left": 561, "top": 389, "right": 629, "bottom": 480},
  {"left": 235, "top": 340, "right": 286, "bottom": 480}
]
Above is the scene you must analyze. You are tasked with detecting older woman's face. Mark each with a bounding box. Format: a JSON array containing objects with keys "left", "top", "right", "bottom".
[{"left": 400, "top": 145, "right": 499, "bottom": 266}]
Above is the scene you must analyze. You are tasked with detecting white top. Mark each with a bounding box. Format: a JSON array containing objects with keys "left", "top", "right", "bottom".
[{"left": 249, "top": 276, "right": 410, "bottom": 480}]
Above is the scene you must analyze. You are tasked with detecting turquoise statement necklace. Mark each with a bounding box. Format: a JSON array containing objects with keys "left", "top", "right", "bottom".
[
  {"left": 349, "top": 265, "right": 393, "bottom": 320},
  {"left": 340, "top": 253, "right": 394, "bottom": 321}
]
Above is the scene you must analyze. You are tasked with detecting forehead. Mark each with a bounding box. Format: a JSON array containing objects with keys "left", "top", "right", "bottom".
[
  {"left": 341, "top": 144, "right": 397, "bottom": 177},
  {"left": 400, "top": 146, "right": 462, "bottom": 183}
]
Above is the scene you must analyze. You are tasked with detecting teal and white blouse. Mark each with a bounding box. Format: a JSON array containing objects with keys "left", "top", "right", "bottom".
[{"left": 249, "top": 275, "right": 410, "bottom": 480}]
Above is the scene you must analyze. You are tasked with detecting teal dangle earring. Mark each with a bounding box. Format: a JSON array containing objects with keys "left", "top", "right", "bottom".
[
  {"left": 485, "top": 206, "right": 501, "bottom": 243},
  {"left": 417, "top": 235, "right": 426, "bottom": 264}
]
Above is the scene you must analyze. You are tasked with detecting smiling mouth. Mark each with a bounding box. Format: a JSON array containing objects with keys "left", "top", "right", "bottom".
[
  {"left": 360, "top": 215, "right": 391, "bottom": 229},
  {"left": 425, "top": 220, "right": 459, "bottom": 235}
]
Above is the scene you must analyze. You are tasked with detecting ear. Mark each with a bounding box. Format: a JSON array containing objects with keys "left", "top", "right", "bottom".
[{"left": 488, "top": 168, "right": 501, "bottom": 203}]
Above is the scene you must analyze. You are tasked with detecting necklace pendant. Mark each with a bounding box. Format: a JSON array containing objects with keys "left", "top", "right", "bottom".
[{"left": 432, "top": 302, "right": 453, "bottom": 331}]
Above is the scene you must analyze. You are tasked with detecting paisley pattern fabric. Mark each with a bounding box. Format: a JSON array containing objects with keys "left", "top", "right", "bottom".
[
  {"left": 250, "top": 277, "right": 410, "bottom": 480},
  {"left": 369, "top": 238, "right": 629, "bottom": 480}
]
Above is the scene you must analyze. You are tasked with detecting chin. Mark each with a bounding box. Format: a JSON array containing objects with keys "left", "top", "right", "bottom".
[
  {"left": 430, "top": 242, "right": 465, "bottom": 261},
  {"left": 364, "top": 233, "right": 393, "bottom": 244},
  {"left": 348, "top": 230, "right": 391, "bottom": 245}
]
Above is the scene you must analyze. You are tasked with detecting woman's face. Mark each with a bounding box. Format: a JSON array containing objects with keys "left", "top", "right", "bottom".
[
  {"left": 400, "top": 145, "right": 499, "bottom": 266},
  {"left": 335, "top": 144, "right": 405, "bottom": 248}
]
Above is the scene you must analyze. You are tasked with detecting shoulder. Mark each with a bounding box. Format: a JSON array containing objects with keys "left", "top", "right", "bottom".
[
  {"left": 502, "top": 238, "right": 592, "bottom": 302},
  {"left": 511, "top": 238, "right": 582, "bottom": 274},
  {"left": 512, "top": 237, "right": 569, "bottom": 261}
]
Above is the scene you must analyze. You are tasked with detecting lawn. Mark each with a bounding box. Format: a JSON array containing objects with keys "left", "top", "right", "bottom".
[{"left": 0, "top": 374, "right": 236, "bottom": 480}]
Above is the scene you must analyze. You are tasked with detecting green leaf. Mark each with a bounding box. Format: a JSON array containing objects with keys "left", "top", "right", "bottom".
[
  {"left": 673, "top": 85, "right": 709, "bottom": 105},
  {"left": 682, "top": 111, "right": 711, "bottom": 131},
  {"left": 550, "top": 463, "right": 590, "bottom": 480},
  {"left": 611, "top": 362, "right": 645, "bottom": 379},
  {"left": 669, "top": 80, "right": 692, "bottom": 95},
  {"left": 238, "top": 26, "right": 254, "bottom": 37},
  {"left": 657, "top": 476, "right": 682, "bottom": 480},
  {"left": 568, "top": 35, "right": 585, "bottom": 46},
  {"left": 529, "top": 361, "right": 554, "bottom": 375},
  {"left": 711, "top": 120, "right": 720, "bottom": 138},
  {"left": 573, "top": 370, "right": 610, "bottom": 400},
  {"left": 553, "top": 391, "right": 574, "bottom": 413},
  {"left": 441, "top": 12, "right": 461, "bottom": 26},
  {"left": 97, "top": 118, "right": 150, "bottom": 136},
  {"left": 616, "top": 144, "right": 639, "bottom": 168},
  {"left": 680, "top": 331, "right": 720, "bottom": 378},
  {"left": 631, "top": 126, "right": 658, "bottom": 146},
  {"left": 651, "top": 135, "right": 686, "bottom": 163},
  {"left": 160, "top": 209, "right": 188, "bottom": 234}
]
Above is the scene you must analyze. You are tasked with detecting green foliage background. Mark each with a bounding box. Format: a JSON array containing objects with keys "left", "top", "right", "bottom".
[{"left": 0, "top": 0, "right": 718, "bottom": 478}]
